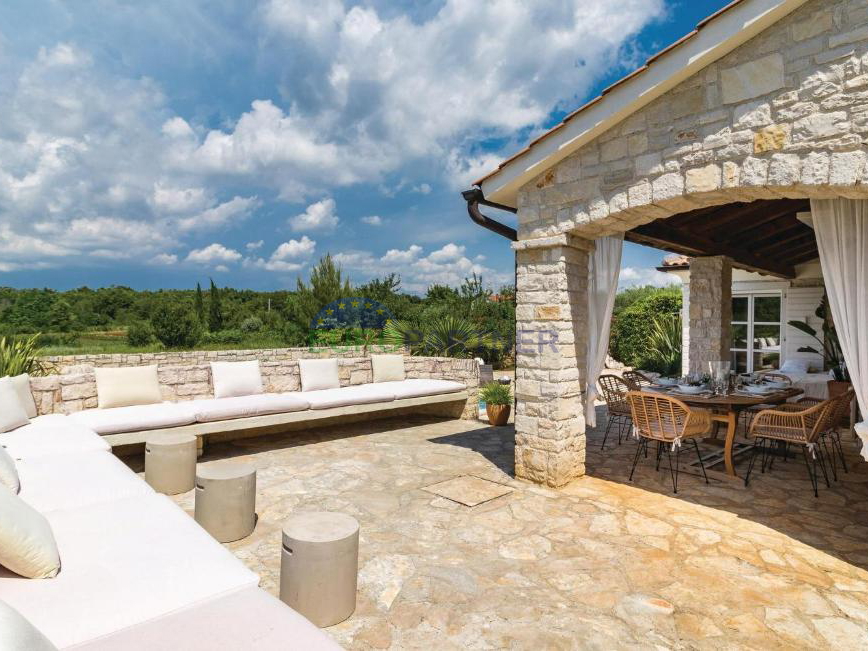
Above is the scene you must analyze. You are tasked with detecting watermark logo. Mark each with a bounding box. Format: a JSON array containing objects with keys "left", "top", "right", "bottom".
[{"left": 307, "top": 297, "right": 398, "bottom": 352}]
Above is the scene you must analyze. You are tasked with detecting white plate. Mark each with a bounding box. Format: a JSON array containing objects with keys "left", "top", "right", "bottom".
[{"left": 676, "top": 385, "right": 706, "bottom": 395}]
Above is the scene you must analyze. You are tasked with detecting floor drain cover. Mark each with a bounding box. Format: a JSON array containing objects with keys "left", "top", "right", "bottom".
[{"left": 422, "top": 475, "right": 513, "bottom": 507}]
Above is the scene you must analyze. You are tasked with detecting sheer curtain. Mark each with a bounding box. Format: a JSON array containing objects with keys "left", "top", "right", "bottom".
[
  {"left": 810, "top": 198, "right": 868, "bottom": 460},
  {"left": 585, "top": 235, "right": 623, "bottom": 428}
]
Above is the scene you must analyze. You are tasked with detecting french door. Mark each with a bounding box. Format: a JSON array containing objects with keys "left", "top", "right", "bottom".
[{"left": 730, "top": 293, "right": 783, "bottom": 374}]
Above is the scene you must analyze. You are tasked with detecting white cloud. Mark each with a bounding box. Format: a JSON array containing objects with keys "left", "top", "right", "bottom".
[
  {"left": 150, "top": 253, "right": 179, "bottom": 265},
  {"left": 380, "top": 245, "right": 421, "bottom": 265},
  {"left": 246, "top": 240, "right": 264, "bottom": 250},
  {"left": 619, "top": 266, "right": 680, "bottom": 289},
  {"left": 413, "top": 183, "right": 431, "bottom": 195},
  {"left": 289, "top": 198, "right": 339, "bottom": 232},
  {"left": 186, "top": 243, "right": 242, "bottom": 264},
  {"left": 360, "top": 215, "right": 382, "bottom": 226},
  {"left": 214, "top": 264, "right": 230, "bottom": 272},
  {"left": 244, "top": 235, "right": 315, "bottom": 272},
  {"left": 151, "top": 183, "right": 211, "bottom": 214},
  {"left": 177, "top": 195, "right": 260, "bottom": 232}
]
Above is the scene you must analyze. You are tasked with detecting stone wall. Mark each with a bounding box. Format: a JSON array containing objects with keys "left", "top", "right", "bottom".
[
  {"left": 517, "top": 0, "right": 868, "bottom": 240},
  {"left": 28, "top": 354, "right": 479, "bottom": 420},
  {"left": 686, "top": 256, "right": 733, "bottom": 375}
]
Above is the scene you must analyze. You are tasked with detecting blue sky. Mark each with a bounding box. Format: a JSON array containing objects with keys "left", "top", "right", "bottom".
[{"left": 0, "top": 0, "right": 731, "bottom": 293}]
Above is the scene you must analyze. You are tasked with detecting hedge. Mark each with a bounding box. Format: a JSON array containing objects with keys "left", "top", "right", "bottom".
[{"left": 609, "top": 290, "right": 682, "bottom": 373}]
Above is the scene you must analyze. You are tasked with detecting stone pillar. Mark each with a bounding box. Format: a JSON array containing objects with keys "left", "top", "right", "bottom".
[
  {"left": 687, "top": 256, "right": 732, "bottom": 375},
  {"left": 513, "top": 234, "right": 591, "bottom": 488}
]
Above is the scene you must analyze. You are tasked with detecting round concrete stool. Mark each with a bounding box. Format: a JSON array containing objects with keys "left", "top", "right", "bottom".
[
  {"left": 280, "top": 512, "right": 359, "bottom": 627},
  {"left": 194, "top": 463, "right": 257, "bottom": 543},
  {"left": 144, "top": 433, "right": 197, "bottom": 495}
]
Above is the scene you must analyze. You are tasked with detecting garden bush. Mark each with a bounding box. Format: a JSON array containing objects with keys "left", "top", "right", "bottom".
[
  {"left": 201, "top": 329, "right": 244, "bottom": 345},
  {"left": 150, "top": 305, "right": 201, "bottom": 348},
  {"left": 609, "top": 289, "right": 682, "bottom": 373},
  {"left": 240, "top": 316, "right": 263, "bottom": 333},
  {"left": 126, "top": 321, "right": 154, "bottom": 346}
]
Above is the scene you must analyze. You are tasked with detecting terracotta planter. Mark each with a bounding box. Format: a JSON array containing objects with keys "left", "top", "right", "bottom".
[
  {"left": 486, "top": 404, "right": 511, "bottom": 426},
  {"left": 828, "top": 379, "right": 851, "bottom": 399}
]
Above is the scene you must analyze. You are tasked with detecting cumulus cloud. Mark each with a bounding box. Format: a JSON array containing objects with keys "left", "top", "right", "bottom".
[
  {"left": 246, "top": 240, "right": 264, "bottom": 250},
  {"left": 619, "top": 266, "right": 680, "bottom": 289},
  {"left": 244, "top": 235, "right": 315, "bottom": 272},
  {"left": 177, "top": 195, "right": 260, "bottom": 232},
  {"left": 186, "top": 243, "right": 243, "bottom": 265},
  {"left": 150, "top": 253, "right": 178, "bottom": 265},
  {"left": 289, "top": 198, "right": 339, "bottom": 232},
  {"left": 360, "top": 215, "right": 382, "bottom": 226}
]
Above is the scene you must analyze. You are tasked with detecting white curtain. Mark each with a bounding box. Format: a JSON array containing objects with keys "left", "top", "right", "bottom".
[
  {"left": 585, "top": 235, "right": 623, "bottom": 428},
  {"left": 810, "top": 198, "right": 868, "bottom": 460}
]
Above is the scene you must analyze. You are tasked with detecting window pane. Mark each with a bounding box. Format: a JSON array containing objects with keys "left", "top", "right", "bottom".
[
  {"left": 732, "top": 324, "right": 748, "bottom": 348},
  {"left": 754, "top": 296, "right": 781, "bottom": 322},
  {"left": 731, "top": 350, "right": 748, "bottom": 373},
  {"left": 732, "top": 296, "right": 748, "bottom": 321},
  {"left": 753, "top": 324, "right": 781, "bottom": 351},
  {"left": 754, "top": 351, "right": 780, "bottom": 371}
]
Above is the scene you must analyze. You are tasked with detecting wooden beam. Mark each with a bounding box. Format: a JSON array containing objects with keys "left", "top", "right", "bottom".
[
  {"left": 690, "top": 199, "right": 808, "bottom": 235},
  {"left": 758, "top": 231, "right": 816, "bottom": 256},
  {"left": 734, "top": 218, "right": 807, "bottom": 247},
  {"left": 629, "top": 220, "right": 795, "bottom": 278}
]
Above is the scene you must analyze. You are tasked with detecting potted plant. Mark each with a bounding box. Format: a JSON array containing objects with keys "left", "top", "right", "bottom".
[
  {"left": 479, "top": 381, "right": 511, "bottom": 426},
  {"left": 787, "top": 293, "right": 851, "bottom": 396}
]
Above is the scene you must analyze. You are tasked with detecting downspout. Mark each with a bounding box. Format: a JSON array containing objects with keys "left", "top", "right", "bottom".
[{"left": 462, "top": 188, "right": 518, "bottom": 401}]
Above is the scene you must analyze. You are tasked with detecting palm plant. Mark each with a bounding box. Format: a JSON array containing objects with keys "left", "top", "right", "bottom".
[
  {"left": 787, "top": 293, "right": 849, "bottom": 381},
  {"left": 646, "top": 312, "right": 682, "bottom": 376},
  {"left": 383, "top": 315, "right": 495, "bottom": 358},
  {"left": 0, "top": 334, "right": 49, "bottom": 377}
]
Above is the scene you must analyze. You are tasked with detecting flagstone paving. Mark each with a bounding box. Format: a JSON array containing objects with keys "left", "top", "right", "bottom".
[{"left": 143, "top": 412, "right": 868, "bottom": 649}]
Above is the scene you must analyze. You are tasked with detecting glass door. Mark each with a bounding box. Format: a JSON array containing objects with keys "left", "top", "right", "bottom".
[{"left": 730, "top": 293, "right": 782, "bottom": 374}]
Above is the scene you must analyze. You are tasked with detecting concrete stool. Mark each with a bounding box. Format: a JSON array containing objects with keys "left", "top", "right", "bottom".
[
  {"left": 144, "top": 433, "right": 197, "bottom": 495},
  {"left": 194, "top": 463, "right": 257, "bottom": 542},
  {"left": 280, "top": 512, "right": 359, "bottom": 627}
]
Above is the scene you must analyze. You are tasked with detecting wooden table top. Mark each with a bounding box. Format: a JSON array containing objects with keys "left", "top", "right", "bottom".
[{"left": 646, "top": 386, "right": 804, "bottom": 409}]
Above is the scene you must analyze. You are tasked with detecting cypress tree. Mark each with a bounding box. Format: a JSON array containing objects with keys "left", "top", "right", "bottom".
[
  {"left": 194, "top": 282, "right": 204, "bottom": 324},
  {"left": 208, "top": 278, "right": 223, "bottom": 332}
]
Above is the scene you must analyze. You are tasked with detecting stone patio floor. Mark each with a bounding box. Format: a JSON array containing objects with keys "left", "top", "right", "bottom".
[{"left": 136, "top": 411, "right": 868, "bottom": 649}]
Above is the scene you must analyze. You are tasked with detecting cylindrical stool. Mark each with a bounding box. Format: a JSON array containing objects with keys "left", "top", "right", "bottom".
[
  {"left": 280, "top": 512, "right": 359, "bottom": 627},
  {"left": 194, "top": 463, "right": 256, "bottom": 542},
  {"left": 144, "top": 433, "right": 197, "bottom": 495}
]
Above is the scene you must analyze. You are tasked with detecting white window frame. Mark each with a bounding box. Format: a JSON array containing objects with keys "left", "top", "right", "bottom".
[{"left": 731, "top": 291, "right": 785, "bottom": 374}]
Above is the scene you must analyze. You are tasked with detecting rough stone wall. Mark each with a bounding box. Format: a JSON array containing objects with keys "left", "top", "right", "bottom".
[
  {"left": 28, "top": 355, "right": 479, "bottom": 420},
  {"left": 686, "top": 256, "right": 733, "bottom": 375},
  {"left": 513, "top": 234, "right": 590, "bottom": 488},
  {"left": 517, "top": 0, "right": 868, "bottom": 240}
]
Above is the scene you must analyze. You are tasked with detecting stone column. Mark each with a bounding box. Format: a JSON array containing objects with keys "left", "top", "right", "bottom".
[
  {"left": 513, "top": 234, "right": 591, "bottom": 488},
  {"left": 687, "top": 256, "right": 733, "bottom": 375}
]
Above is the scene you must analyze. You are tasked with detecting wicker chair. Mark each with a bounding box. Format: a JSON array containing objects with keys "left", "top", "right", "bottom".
[
  {"left": 626, "top": 391, "right": 712, "bottom": 493},
  {"left": 597, "top": 374, "right": 634, "bottom": 450},
  {"left": 796, "top": 388, "right": 855, "bottom": 480},
  {"left": 741, "top": 372, "right": 793, "bottom": 431},
  {"left": 622, "top": 370, "right": 655, "bottom": 390},
  {"left": 746, "top": 398, "right": 836, "bottom": 497}
]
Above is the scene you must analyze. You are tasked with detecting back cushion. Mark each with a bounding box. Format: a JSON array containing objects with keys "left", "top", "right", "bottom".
[
  {"left": 94, "top": 365, "right": 162, "bottom": 409},
  {"left": 371, "top": 355, "right": 405, "bottom": 383},
  {"left": 298, "top": 359, "right": 340, "bottom": 392},
  {"left": 0, "top": 489, "right": 61, "bottom": 579},
  {"left": 9, "top": 375, "right": 37, "bottom": 419},
  {"left": 0, "top": 448, "right": 19, "bottom": 493},
  {"left": 0, "top": 600, "right": 58, "bottom": 650},
  {"left": 210, "top": 361, "right": 264, "bottom": 398},
  {"left": 0, "top": 378, "right": 30, "bottom": 434}
]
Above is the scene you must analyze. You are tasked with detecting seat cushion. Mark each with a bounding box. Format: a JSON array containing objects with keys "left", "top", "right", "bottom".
[
  {"left": 0, "top": 488, "right": 60, "bottom": 579},
  {"left": 374, "top": 378, "right": 466, "bottom": 399},
  {"left": 16, "top": 452, "right": 152, "bottom": 513},
  {"left": 303, "top": 384, "right": 396, "bottom": 410},
  {"left": 68, "top": 402, "right": 197, "bottom": 435},
  {"left": 74, "top": 587, "right": 341, "bottom": 651},
  {"left": 0, "top": 495, "right": 259, "bottom": 648},
  {"left": 191, "top": 393, "right": 310, "bottom": 423},
  {"left": 0, "top": 418, "right": 111, "bottom": 461},
  {"left": 0, "top": 447, "right": 19, "bottom": 493},
  {"left": 0, "top": 599, "right": 58, "bottom": 651},
  {"left": 0, "top": 377, "right": 30, "bottom": 433},
  {"left": 95, "top": 366, "right": 162, "bottom": 409}
]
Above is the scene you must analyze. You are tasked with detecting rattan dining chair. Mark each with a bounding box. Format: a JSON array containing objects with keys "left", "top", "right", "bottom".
[
  {"left": 626, "top": 391, "right": 712, "bottom": 493},
  {"left": 622, "top": 370, "right": 655, "bottom": 390},
  {"left": 795, "top": 388, "right": 855, "bottom": 480},
  {"left": 740, "top": 372, "right": 793, "bottom": 432},
  {"left": 746, "top": 398, "right": 836, "bottom": 497},
  {"left": 597, "top": 374, "right": 634, "bottom": 450}
]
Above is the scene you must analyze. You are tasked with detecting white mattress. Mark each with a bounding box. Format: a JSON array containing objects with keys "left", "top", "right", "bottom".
[
  {"left": 0, "top": 495, "right": 259, "bottom": 648},
  {"left": 72, "top": 586, "right": 342, "bottom": 651},
  {"left": 373, "top": 378, "right": 466, "bottom": 399},
  {"left": 16, "top": 451, "right": 152, "bottom": 513},
  {"left": 0, "top": 419, "right": 110, "bottom": 461},
  {"left": 302, "top": 384, "right": 397, "bottom": 410},
  {"left": 68, "top": 402, "right": 197, "bottom": 435},
  {"left": 190, "top": 393, "right": 310, "bottom": 423}
]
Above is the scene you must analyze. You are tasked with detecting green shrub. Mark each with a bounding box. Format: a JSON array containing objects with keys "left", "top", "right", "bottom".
[
  {"left": 609, "top": 289, "right": 681, "bottom": 373},
  {"left": 240, "top": 316, "right": 263, "bottom": 333},
  {"left": 0, "top": 334, "right": 49, "bottom": 376},
  {"left": 150, "top": 305, "right": 201, "bottom": 348},
  {"left": 282, "top": 321, "right": 310, "bottom": 347},
  {"left": 126, "top": 322, "right": 154, "bottom": 347},
  {"left": 201, "top": 329, "right": 244, "bottom": 345},
  {"left": 646, "top": 312, "right": 682, "bottom": 376},
  {"left": 479, "top": 381, "right": 511, "bottom": 405}
]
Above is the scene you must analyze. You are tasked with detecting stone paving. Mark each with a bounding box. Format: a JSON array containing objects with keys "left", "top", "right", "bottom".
[{"left": 142, "top": 411, "right": 868, "bottom": 649}]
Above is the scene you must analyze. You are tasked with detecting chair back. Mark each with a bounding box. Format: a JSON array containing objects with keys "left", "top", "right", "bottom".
[
  {"left": 627, "top": 391, "right": 692, "bottom": 441},
  {"left": 622, "top": 370, "right": 654, "bottom": 390},
  {"left": 598, "top": 374, "right": 631, "bottom": 414},
  {"left": 828, "top": 387, "right": 856, "bottom": 430},
  {"left": 807, "top": 398, "right": 839, "bottom": 442}
]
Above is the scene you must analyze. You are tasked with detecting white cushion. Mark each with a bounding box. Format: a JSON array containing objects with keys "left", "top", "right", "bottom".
[
  {"left": 0, "top": 600, "right": 58, "bottom": 651},
  {"left": 192, "top": 393, "right": 310, "bottom": 423},
  {"left": 303, "top": 384, "right": 396, "bottom": 410},
  {"left": 0, "top": 447, "right": 19, "bottom": 493},
  {"left": 0, "top": 495, "right": 259, "bottom": 648},
  {"left": 298, "top": 358, "right": 340, "bottom": 392},
  {"left": 68, "top": 402, "right": 197, "bottom": 435},
  {"left": 0, "top": 417, "right": 111, "bottom": 460},
  {"left": 210, "top": 361, "right": 264, "bottom": 399},
  {"left": 0, "top": 489, "right": 60, "bottom": 579},
  {"left": 74, "top": 587, "right": 341, "bottom": 651},
  {"left": 9, "top": 374, "right": 37, "bottom": 419},
  {"left": 17, "top": 451, "right": 152, "bottom": 513},
  {"left": 780, "top": 358, "right": 811, "bottom": 374},
  {"left": 0, "top": 377, "right": 30, "bottom": 433},
  {"left": 373, "top": 378, "right": 466, "bottom": 399},
  {"left": 95, "top": 365, "right": 162, "bottom": 409},
  {"left": 371, "top": 354, "right": 405, "bottom": 383}
]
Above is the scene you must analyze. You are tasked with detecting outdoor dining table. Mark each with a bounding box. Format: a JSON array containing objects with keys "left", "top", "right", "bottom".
[{"left": 648, "top": 386, "right": 804, "bottom": 478}]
